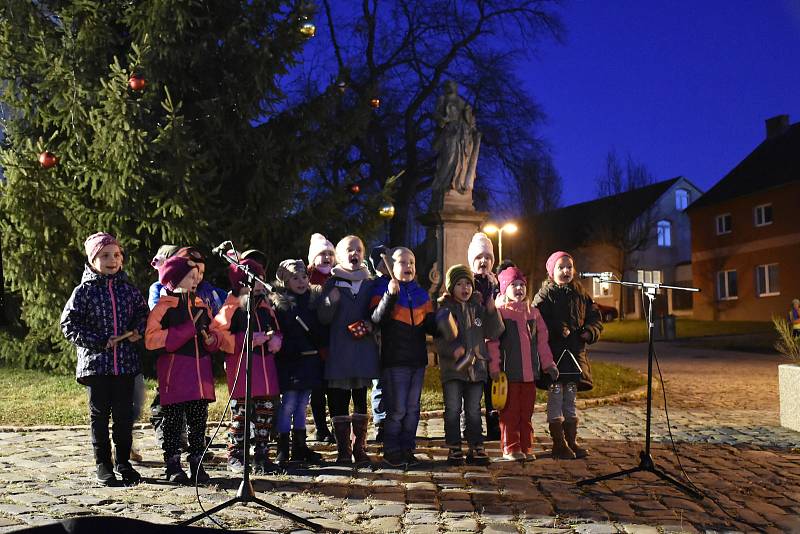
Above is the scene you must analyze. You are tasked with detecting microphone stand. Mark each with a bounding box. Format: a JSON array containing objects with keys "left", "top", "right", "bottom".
[
  {"left": 576, "top": 276, "right": 704, "bottom": 500},
  {"left": 180, "top": 244, "right": 323, "bottom": 532}
]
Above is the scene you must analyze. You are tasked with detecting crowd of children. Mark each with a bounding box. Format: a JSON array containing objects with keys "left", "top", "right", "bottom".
[{"left": 61, "top": 230, "right": 603, "bottom": 487}]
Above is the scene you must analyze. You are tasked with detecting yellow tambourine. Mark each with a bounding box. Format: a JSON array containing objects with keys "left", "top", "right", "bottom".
[{"left": 491, "top": 371, "right": 508, "bottom": 411}]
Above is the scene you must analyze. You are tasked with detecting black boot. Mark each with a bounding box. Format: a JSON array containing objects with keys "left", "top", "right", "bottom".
[
  {"left": 188, "top": 454, "right": 211, "bottom": 484},
  {"left": 485, "top": 411, "right": 501, "bottom": 441},
  {"left": 253, "top": 443, "right": 275, "bottom": 474},
  {"left": 165, "top": 454, "right": 190, "bottom": 484},
  {"left": 114, "top": 461, "right": 141, "bottom": 485},
  {"left": 291, "top": 429, "right": 323, "bottom": 465},
  {"left": 373, "top": 421, "right": 385, "bottom": 444},
  {"left": 275, "top": 433, "right": 291, "bottom": 468}
]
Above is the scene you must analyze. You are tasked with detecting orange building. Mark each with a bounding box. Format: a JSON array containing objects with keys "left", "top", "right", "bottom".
[{"left": 687, "top": 115, "right": 800, "bottom": 321}]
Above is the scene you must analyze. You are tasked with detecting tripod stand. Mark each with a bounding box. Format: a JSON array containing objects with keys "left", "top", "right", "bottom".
[
  {"left": 576, "top": 276, "right": 704, "bottom": 500},
  {"left": 180, "top": 242, "right": 323, "bottom": 532}
]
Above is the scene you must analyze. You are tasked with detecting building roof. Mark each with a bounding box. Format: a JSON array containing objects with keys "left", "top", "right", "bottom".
[
  {"left": 535, "top": 177, "right": 683, "bottom": 251},
  {"left": 688, "top": 121, "right": 800, "bottom": 210}
]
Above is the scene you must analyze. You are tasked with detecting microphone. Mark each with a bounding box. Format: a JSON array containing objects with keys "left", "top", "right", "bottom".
[
  {"left": 579, "top": 271, "right": 612, "bottom": 279},
  {"left": 211, "top": 240, "right": 233, "bottom": 257}
]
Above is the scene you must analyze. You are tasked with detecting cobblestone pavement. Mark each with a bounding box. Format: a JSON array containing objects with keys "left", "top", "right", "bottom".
[{"left": 1, "top": 343, "right": 799, "bottom": 533}]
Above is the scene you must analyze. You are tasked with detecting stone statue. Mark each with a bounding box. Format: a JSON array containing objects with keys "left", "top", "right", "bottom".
[{"left": 431, "top": 80, "right": 482, "bottom": 197}]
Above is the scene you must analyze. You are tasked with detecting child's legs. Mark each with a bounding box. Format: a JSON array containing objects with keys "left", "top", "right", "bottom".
[
  {"left": 351, "top": 387, "right": 368, "bottom": 415},
  {"left": 463, "top": 382, "right": 484, "bottom": 447},
  {"left": 517, "top": 383, "right": 536, "bottom": 453},
  {"left": 382, "top": 367, "right": 411, "bottom": 453},
  {"left": 160, "top": 403, "right": 186, "bottom": 461},
  {"left": 131, "top": 373, "right": 145, "bottom": 423},
  {"left": 291, "top": 390, "right": 311, "bottom": 430},
  {"left": 278, "top": 391, "right": 301, "bottom": 434},
  {"left": 563, "top": 383, "right": 578, "bottom": 420},
  {"left": 184, "top": 400, "right": 209, "bottom": 459},
  {"left": 327, "top": 387, "right": 352, "bottom": 418},
  {"left": 401, "top": 367, "right": 425, "bottom": 452},
  {"left": 109, "top": 375, "right": 135, "bottom": 463},
  {"left": 85, "top": 376, "right": 113, "bottom": 463},
  {"left": 500, "top": 382, "right": 523, "bottom": 454},
  {"left": 442, "top": 380, "right": 464, "bottom": 447},
  {"left": 546, "top": 383, "right": 565, "bottom": 422},
  {"left": 228, "top": 399, "right": 246, "bottom": 459},
  {"left": 253, "top": 396, "right": 277, "bottom": 449}
]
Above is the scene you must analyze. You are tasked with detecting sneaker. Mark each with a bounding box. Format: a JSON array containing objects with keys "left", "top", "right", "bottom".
[
  {"left": 525, "top": 452, "right": 537, "bottom": 461},
  {"left": 467, "top": 446, "right": 490, "bottom": 466},
  {"left": 96, "top": 463, "right": 121, "bottom": 487},
  {"left": 447, "top": 447, "right": 465, "bottom": 466},
  {"left": 114, "top": 461, "right": 142, "bottom": 485},
  {"left": 502, "top": 451, "right": 526, "bottom": 462},
  {"left": 382, "top": 450, "right": 406, "bottom": 468},
  {"left": 227, "top": 456, "right": 245, "bottom": 474}
]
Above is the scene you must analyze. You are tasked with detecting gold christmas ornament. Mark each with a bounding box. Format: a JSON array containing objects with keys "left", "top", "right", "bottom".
[
  {"left": 378, "top": 202, "right": 395, "bottom": 219},
  {"left": 370, "top": 98, "right": 381, "bottom": 109},
  {"left": 300, "top": 21, "right": 316, "bottom": 37}
]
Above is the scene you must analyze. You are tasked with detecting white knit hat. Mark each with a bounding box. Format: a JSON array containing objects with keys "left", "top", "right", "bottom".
[
  {"left": 467, "top": 232, "right": 495, "bottom": 267},
  {"left": 307, "top": 233, "right": 335, "bottom": 266}
]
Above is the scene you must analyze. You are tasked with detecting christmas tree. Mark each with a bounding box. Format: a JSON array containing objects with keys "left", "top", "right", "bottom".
[{"left": 0, "top": 0, "right": 319, "bottom": 370}]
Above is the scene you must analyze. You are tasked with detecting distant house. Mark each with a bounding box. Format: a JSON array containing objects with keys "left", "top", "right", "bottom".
[
  {"left": 686, "top": 115, "right": 800, "bottom": 321},
  {"left": 522, "top": 177, "right": 702, "bottom": 319}
]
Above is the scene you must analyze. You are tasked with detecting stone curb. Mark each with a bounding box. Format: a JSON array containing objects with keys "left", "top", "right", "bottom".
[{"left": 0, "top": 385, "right": 649, "bottom": 433}]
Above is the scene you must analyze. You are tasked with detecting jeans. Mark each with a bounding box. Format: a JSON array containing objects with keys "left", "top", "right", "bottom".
[
  {"left": 382, "top": 366, "right": 425, "bottom": 453},
  {"left": 278, "top": 390, "right": 311, "bottom": 433},
  {"left": 546, "top": 382, "right": 577, "bottom": 422},
  {"left": 85, "top": 374, "right": 135, "bottom": 465},
  {"left": 443, "top": 379, "right": 484, "bottom": 447},
  {"left": 371, "top": 378, "right": 386, "bottom": 424}
]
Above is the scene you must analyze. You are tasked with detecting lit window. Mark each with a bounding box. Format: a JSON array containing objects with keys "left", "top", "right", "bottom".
[
  {"left": 754, "top": 204, "right": 773, "bottom": 227},
  {"left": 675, "top": 189, "right": 690, "bottom": 210},
  {"left": 657, "top": 220, "right": 671, "bottom": 247},
  {"left": 637, "top": 270, "right": 662, "bottom": 284},
  {"left": 592, "top": 279, "right": 610, "bottom": 297},
  {"left": 715, "top": 214, "right": 732, "bottom": 235},
  {"left": 756, "top": 264, "right": 779, "bottom": 296},
  {"left": 717, "top": 270, "right": 738, "bottom": 300}
]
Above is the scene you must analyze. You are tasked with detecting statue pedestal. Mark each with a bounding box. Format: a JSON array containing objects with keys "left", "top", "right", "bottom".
[{"left": 417, "top": 191, "right": 487, "bottom": 296}]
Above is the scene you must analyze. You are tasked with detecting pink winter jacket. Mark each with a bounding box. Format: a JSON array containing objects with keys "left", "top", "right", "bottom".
[{"left": 487, "top": 299, "right": 555, "bottom": 383}]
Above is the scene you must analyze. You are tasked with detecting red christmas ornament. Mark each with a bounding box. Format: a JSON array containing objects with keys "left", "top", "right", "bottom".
[
  {"left": 349, "top": 184, "right": 361, "bottom": 194},
  {"left": 128, "top": 74, "right": 146, "bottom": 91},
  {"left": 38, "top": 151, "right": 58, "bottom": 169},
  {"left": 370, "top": 98, "right": 381, "bottom": 109}
]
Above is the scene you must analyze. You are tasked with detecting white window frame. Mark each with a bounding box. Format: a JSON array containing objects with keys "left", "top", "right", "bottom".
[
  {"left": 675, "top": 189, "right": 690, "bottom": 210},
  {"left": 756, "top": 263, "right": 780, "bottom": 297},
  {"left": 715, "top": 213, "right": 732, "bottom": 235},
  {"left": 657, "top": 220, "right": 672, "bottom": 247},
  {"left": 754, "top": 203, "right": 773, "bottom": 227},
  {"left": 592, "top": 279, "right": 611, "bottom": 298},
  {"left": 717, "top": 270, "right": 738, "bottom": 301},
  {"left": 636, "top": 270, "right": 662, "bottom": 284}
]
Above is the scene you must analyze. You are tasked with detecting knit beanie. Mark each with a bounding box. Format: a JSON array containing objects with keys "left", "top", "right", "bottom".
[
  {"left": 228, "top": 259, "right": 266, "bottom": 292},
  {"left": 175, "top": 246, "right": 205, "bottom": 264},
  {"left": 84, "top": 232, "right": 120, "bottom": 263},
  {"left": 158, "top": 256, "right": 197, "bottom": 291},
  {"left": 498, "top": 266, "right": 527, "bottom": 296},
  {"left": 150, "top": 244, "right": 179, "bottom": 270},
  {"left": 276, "top": 259, "right": 306, "bottom": 283},
  {"left": 545, "top": 251, "right": 573, "bottom": 279},
  {"left": 467, "top": 232, "right": 495, "bottom": 267},
  {"left": 446, "top": 264, "right": 474, "bottom": 295},
  {"left": 308, "top": 233, "right": 335, "bottom": 266}
]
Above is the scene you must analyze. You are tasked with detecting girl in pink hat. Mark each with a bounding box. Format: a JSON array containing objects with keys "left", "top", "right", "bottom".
[{"left": 533, "top": 251, "right": 603, "bottom": 460}]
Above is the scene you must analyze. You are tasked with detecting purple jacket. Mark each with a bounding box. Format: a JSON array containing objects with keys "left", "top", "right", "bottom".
[{"left": 61, "top": 265, "right": 148, "bottom": 384}]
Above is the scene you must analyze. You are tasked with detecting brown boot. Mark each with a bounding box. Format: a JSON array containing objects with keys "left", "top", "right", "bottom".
[
  {"left": 563, "top": 418, "right": 588, "bottom": 458},
  {"left": 332, "top": 416, "right": 353, "bottom": 465},
  {"left": 351, "top": 413, "right": 373, "bottom": 465},
  {"left": 548, "top": 420, "right": 576, "bottom": 460}
]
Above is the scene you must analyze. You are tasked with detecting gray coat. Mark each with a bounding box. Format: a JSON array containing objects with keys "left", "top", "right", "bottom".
[
  {"left": 317, "top": 276, "right": 380, "bottom": 381},
  {"left": 435, "top": 294, "right": 504, "bottom": 384}
]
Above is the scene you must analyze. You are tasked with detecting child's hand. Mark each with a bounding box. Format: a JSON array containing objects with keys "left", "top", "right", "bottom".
[
  {"left": 387, "top": 279, "right": 400, "bottom": 295},
  {"left": 128, "top": 331, "right": 142, "bottom": 343},
  {"left": 202, "top": 331, "right": 217, "bottom": 348},
  {"left": 545, "top": 365, "right": 559, "bottom": 381},
  {"left": 489, "top": 370, "right": 500, "bottom": 381},
  {"left": 267, "top": 333, "right": 282, "bottom": 354},
  {"left": 562, "top": 326, "right": 571, "bottom": 338},
  {"left": 252, "top": 331, "right": 268, "bottom": 347},
  {"left": 453, "top": 345, "right": 466, "bottom": 359},
  {"left": 485, "top": 295, "right": 496, "bottom": 311},
  {"left": 580, "top": 330, "right": 592, "bottom": 342}
]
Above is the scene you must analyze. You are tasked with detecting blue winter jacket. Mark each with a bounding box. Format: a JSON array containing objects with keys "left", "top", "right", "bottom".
[
  {"left": 61, "top": 265, "right": 149, "bottom": 384},
  {"left": 148, "top": 280, "right": 227, "bottom": 315}
]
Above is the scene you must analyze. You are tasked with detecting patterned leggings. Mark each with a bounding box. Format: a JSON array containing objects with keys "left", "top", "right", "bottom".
[
  {"left": 228, "top": 396, "right": 277, "bottom": 460},
  {"left": 161, "top": 400, "right": 208, "bottom": 461}
]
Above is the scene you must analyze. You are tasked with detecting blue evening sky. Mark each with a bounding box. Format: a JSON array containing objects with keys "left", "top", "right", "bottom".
[{"left": 523, "top": 0, "right": 800, "bottom": 206}]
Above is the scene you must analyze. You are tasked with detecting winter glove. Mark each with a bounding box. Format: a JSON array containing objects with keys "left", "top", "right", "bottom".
[
  {"left": 252, "top": 331, "right": 269, "bottom": 348},
  {"left": 267, "top": 333, "right": 283, "bottom": 354},
  {"left": 545, "top": 364, "right": 559, "bottom": 382},
  {"left": 436, "top": 308, "right": 458, "bottom": 341}
]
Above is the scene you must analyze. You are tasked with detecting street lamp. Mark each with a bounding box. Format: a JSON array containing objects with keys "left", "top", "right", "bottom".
[{"left": 483, "top": 222, "right": 518, "bottom": 265}]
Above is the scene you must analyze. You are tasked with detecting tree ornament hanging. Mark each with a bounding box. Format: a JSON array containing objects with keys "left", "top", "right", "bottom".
[
  {"left": 336, "top": 80, "right": 347, "bottom": 94},
  {"left": 378, "top": 201, "right": 395, "bottom": 219},
  {"left": 300, "top": 21, "right": 316, "bottom": 37},
  {"left": 370, "top": 98, "right": 381, "bottom": 109},
  {"left": 38, "top": 151, "right": 58, "bottom": 169},
  {"left": 349, "top": 184, "right": 361, "bottom": 194},
  {"left": 128, "top": 74, "right": 146, "bottom": 91}
]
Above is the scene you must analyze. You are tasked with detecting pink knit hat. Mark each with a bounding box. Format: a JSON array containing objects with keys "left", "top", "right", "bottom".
[
  {"left": 228, "top": 259, "right": 266, "bottom": 292},
  {"left": 498, "top": 266, "right": 527, "bottom": 296},
  {"left": 158, "top": 256, "right": 197, "bottom": 291},
  {"left": 545, "top": 251, "right": 573, "bottom": 279},
  {"left": 84, "top": 232, "right": 120, "bottom": 263}
]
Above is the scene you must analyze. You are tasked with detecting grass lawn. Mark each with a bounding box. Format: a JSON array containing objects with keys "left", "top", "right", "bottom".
[
  {"left": 601, "top": 318, "right": 774, "bottom": 343},
  {"left": 0, "top": 362, "right": 645, "bottom": 426}
]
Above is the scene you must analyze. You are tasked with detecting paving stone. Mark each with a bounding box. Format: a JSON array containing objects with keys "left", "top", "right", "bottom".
[
  {"left": 364, "top": 516, "right": 402, "bottom": 532},
  {"left": 49, "top": 504, "right": 93, "bottom": 516},
  {"left": 64, "top": 495, "right": 112, "bottom": 507},
  {"left": 0, "top": 504, "right": 35, "bottom": 516},
  {"left": 368, "top": 503, "right": 406, "bottom": 517},
  {"left": 483, "top": 522, "right": 519, "bottom": 533},
  {"left": 8, "top": 493, "right": 60, "bottom": 506}
]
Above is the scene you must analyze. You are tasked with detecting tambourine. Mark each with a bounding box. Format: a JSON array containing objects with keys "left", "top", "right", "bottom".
[
  {"left": 491, "top": 371, "right": 508, "bottom": 410},
  {"left": 347, "top": 320, "right": 369, "bottom": 339}
]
